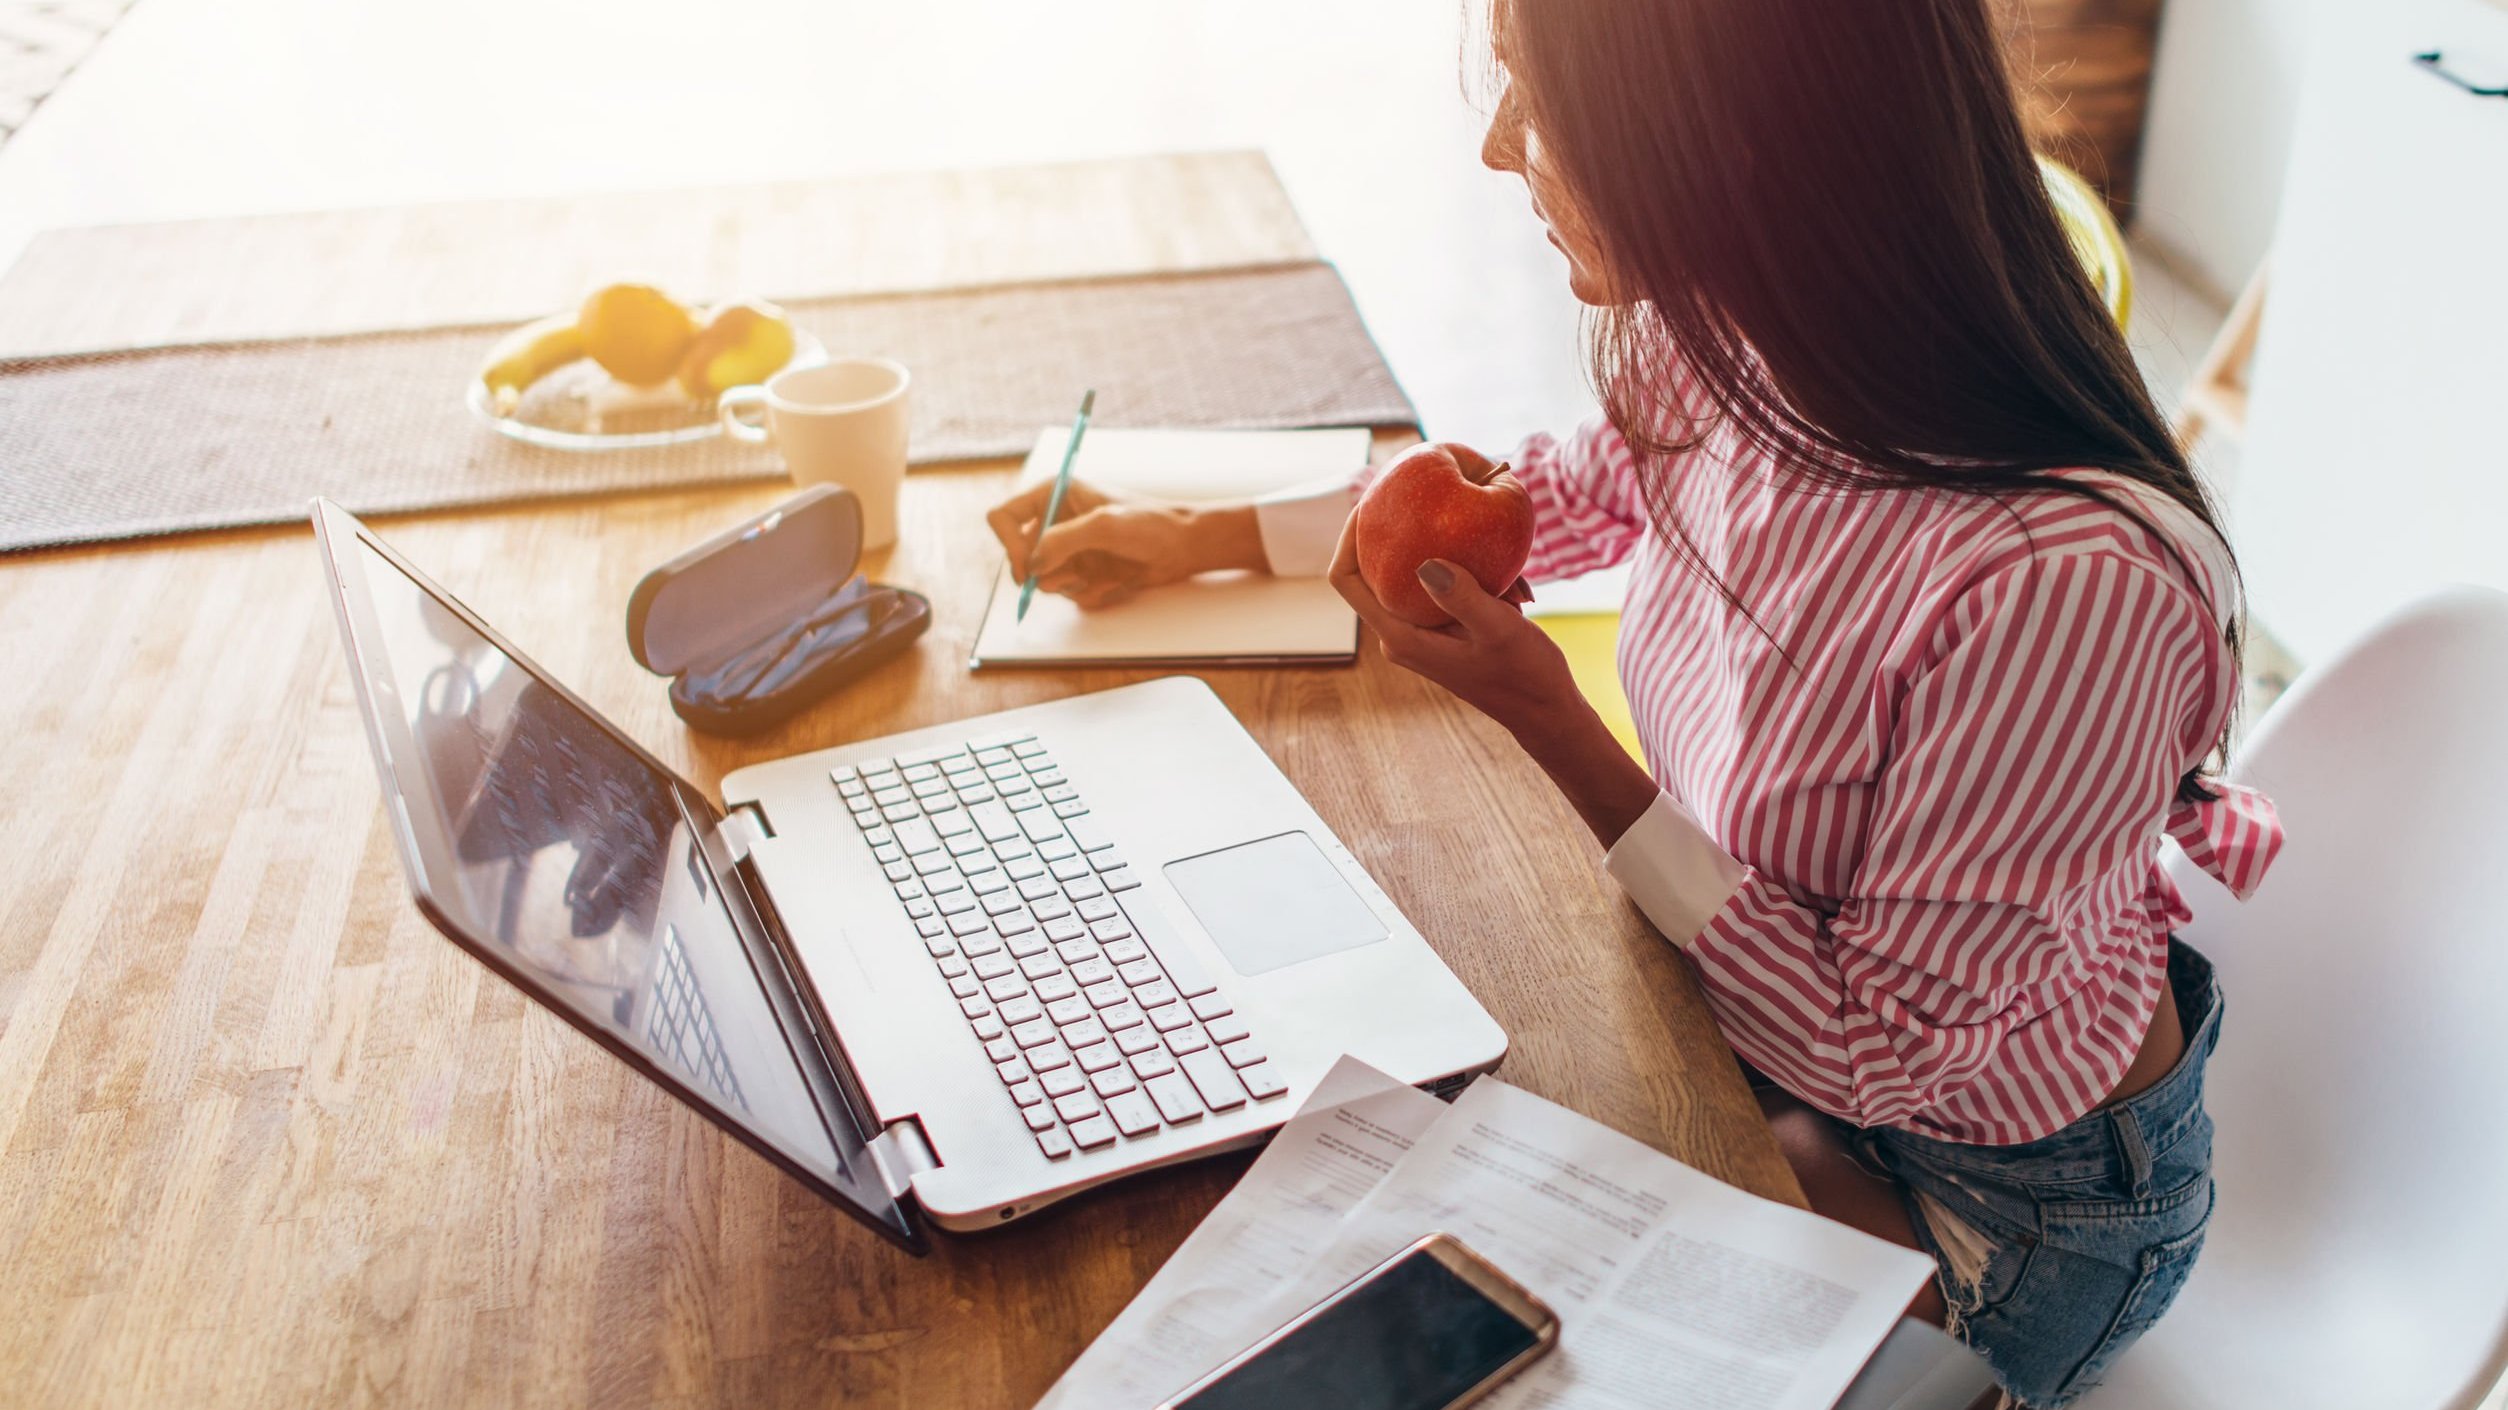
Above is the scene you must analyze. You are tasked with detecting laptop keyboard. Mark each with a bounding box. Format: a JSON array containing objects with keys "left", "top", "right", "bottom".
[{"left": 833, "top": 731, "right": 1285, "bottom": 1161}]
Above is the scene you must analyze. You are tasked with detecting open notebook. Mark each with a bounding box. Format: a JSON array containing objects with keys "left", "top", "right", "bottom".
[{"left": 968, "top": 427, "right": 1368, "bottom": 668}]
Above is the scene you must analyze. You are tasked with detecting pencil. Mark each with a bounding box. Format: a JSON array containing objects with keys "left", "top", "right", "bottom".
[{"left": 1017, "top": 388, "right": 1096, "bottom": 622}]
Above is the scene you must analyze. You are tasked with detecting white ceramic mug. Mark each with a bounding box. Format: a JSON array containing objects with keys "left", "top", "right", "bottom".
[{"left": 719, "top": 358, "right": 911, "bottom": 550}]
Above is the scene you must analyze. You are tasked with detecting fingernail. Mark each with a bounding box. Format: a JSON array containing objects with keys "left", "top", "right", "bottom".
[{"left": 1416, "top": 560, "right": 1454, "bottom": 592}]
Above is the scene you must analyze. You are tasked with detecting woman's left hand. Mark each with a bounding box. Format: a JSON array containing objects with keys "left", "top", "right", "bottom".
[
  {"left": 1329, "top": 516, "right": 1664, "bottom": 847},
  {"left": 1326, "top": 515, "right": 1576, "bottom": 738}
]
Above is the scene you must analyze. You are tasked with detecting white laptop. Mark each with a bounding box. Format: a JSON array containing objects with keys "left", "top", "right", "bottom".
[{"left": 312, "top": 500, "right": 1507, "bottom": 1251}]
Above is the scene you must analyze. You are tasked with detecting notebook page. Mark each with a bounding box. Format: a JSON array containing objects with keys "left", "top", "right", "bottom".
[
  {"left": 970, "top": 427, "right": 1366, "bottom": 665},
  {"left": 1009, "top": 426, "right": 1371, "bottom": 504}
]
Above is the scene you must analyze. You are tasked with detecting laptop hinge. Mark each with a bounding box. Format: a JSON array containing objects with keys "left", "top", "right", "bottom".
[
  {"left": 717, "top": 801, "right": 772, "bottom": 862},
  {"left": 867, "top": 1118, "right": 939, "bottom": 1199}
]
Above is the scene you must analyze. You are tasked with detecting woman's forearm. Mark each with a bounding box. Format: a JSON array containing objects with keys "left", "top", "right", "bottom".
[
  {"left": 1507, "top": 697, "right": 1661, "bottom": 849},
  {"left": 1181, "top": 503, "right": 1273, "bottom": 575}
]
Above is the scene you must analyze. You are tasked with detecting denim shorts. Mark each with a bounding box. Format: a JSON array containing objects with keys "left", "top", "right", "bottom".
[{"left": 1842, "top": 938, "right": 2222, "bottom": 1409}]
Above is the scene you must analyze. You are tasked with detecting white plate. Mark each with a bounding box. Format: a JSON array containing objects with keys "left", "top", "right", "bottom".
[{"left": 466, "top": 332, "right": 826, "bottom": 451}]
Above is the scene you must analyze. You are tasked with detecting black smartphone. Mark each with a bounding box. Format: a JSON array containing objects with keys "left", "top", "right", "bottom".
[{"left": 1157, "top": 1233, "right": 1561, "bottom": 1410}]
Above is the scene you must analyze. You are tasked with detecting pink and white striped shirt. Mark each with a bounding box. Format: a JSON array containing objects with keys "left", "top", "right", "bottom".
[{"left": 1257, "top": 414, "right": 2282, "bottom": 1146}]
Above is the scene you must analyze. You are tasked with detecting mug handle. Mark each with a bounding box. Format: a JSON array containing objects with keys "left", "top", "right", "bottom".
[{"left": 718, "top": 386, "right": 773, "bottom": 444}]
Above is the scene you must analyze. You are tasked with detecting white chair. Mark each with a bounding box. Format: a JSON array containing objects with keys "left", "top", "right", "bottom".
[{"left": 2079, "top": 586, "right": 2508, "bottom": 1408}]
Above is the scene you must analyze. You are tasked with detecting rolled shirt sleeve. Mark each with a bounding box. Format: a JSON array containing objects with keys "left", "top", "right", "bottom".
[
  {"left": 1252, "top": 475, "right": 1360, "bottom": 577},
  {"left": 1250, "top": 416, "right": 1653, "bottom": 581},
  {"left": 1513, "top": 417, "right": 1650, "bottom": 584}
]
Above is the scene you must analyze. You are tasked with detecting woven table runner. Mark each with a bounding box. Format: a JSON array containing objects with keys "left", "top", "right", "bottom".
[{"left": 0, "top": 261, "right": 1414, "bottom": 553}]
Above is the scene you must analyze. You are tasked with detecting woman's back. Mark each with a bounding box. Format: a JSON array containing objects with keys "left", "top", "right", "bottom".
[{"left": 1530, "top": 410, "right": 2275, "bottom": 1143}]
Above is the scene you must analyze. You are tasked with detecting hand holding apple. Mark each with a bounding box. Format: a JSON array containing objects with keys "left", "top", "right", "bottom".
[
  {"left": 1330, "top": 449, "right": 1582, "bottom": 743},
  {"left": 1353, "top": 442, "right": 1537, "bottom": 627},
  {"left": 1329, "top": 465, "right": 1662, "bottom": 851}
]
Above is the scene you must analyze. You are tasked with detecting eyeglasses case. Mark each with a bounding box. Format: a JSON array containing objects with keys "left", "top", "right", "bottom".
[{"left": 626, "top": 485, "right": 930, "bottom": 736}]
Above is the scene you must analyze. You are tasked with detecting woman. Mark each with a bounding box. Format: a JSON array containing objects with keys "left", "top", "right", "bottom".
[{"left": 988, "top": 2, "right": 2280, "bottom": 1403}]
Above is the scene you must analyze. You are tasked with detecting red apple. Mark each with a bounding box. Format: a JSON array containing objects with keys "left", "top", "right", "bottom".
[{"left": 1353, "top": 441, "right": 1535, "bottom": 627}]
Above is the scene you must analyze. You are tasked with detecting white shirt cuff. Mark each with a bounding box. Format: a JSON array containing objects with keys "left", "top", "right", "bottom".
[
  {"left": 1604, "top": 792, "right": 1749, "bottom": 948},
  {"left": 1251, "top": 475, "right": 1358, "bottom": 577}
]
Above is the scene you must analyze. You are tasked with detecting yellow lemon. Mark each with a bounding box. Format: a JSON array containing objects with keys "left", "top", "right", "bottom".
[
  {"left": 578, "top": 282, "right": 698, "bottom": 388},
  {"left": 676, "top": 299, "right": 799, "bottom": 398}
]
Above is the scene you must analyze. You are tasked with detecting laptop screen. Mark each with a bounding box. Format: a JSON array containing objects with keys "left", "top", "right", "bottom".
[{"left": 323, "top": 511, "right": 917, "bottom": 1248}]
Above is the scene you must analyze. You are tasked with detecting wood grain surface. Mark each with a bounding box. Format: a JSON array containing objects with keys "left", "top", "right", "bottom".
[
  {"left": 0, "top": 156, "right": 1797, "bottom": 1410},
  {"left": 0, "top": 150, "right": 1316, "bottom": 359}
]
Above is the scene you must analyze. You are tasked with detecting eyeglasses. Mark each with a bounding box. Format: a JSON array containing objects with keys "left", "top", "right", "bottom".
[{"left": 696, "top": 575, "right": 901, "bottom": 703}]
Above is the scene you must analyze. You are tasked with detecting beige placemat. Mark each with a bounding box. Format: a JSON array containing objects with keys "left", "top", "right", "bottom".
[{"left": 0, "top": 261, "right": 1414, "bottom": 553}]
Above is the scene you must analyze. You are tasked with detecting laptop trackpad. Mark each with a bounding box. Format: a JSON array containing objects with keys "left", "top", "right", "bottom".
[{"left": 1163, "top": 832, "right": 1389, "bottom": 976}]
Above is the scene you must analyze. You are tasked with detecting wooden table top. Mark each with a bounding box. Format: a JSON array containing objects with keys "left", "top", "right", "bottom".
[{"left": 0, "top": 158, "right": 1797, "bottom": 1410}]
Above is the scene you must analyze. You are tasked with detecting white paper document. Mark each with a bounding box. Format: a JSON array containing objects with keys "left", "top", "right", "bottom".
[
  {"left": 970, "top": 427, "right": 1365, "bottom": 667},
  {"left": 1037, "top": 1057, "right": 1447, "bottom": 1409},
  {"left": 1042, "top": 1057, "right": 1935, "bottom": 1410}
]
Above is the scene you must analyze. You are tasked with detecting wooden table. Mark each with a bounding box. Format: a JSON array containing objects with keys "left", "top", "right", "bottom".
[{"left": 0, "top": 158, "right": 1797, "bottom": 1410}]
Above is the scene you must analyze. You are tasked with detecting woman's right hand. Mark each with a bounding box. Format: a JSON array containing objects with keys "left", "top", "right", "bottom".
[{"left": 984, "top": 480, "right": 1269, "bottom": 610}]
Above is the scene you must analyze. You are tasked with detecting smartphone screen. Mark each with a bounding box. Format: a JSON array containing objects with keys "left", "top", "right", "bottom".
[{"left": 1173, "top": 1248, "right": 1546, "bottom": 1410}]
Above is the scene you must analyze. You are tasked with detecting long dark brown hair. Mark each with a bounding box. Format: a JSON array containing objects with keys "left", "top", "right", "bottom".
[{"left": 1495, "top": 0, "right": 2238, "bottom": 804}]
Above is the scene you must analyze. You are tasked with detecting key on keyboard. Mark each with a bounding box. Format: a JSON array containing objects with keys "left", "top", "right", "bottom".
[{"left": 833, "top": 732, "right": 1285, "bottom": 1159}]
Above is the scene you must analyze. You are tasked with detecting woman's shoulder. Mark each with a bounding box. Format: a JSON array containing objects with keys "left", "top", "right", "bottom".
[{"left": 1906, "top": 468, "right": 2239, "bottom": 630}]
